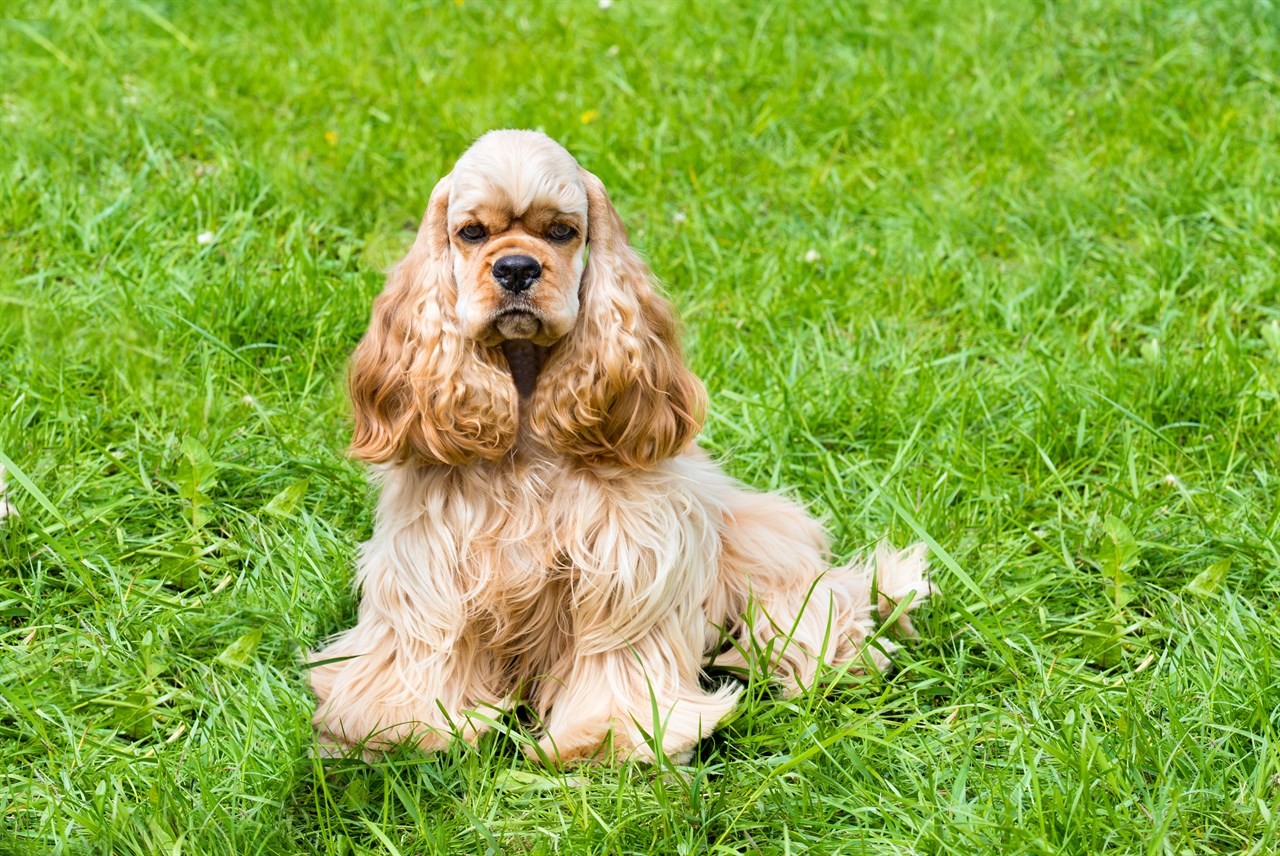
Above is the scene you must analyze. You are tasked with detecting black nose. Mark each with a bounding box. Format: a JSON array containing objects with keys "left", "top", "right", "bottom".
[{"left": 492, "top": 255, "right": 542, "bottom": 293}]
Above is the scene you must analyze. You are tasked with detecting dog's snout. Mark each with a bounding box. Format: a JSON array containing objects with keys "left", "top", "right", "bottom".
[{"left": 492, "top": 255, "right": 542, "bottom": 293}]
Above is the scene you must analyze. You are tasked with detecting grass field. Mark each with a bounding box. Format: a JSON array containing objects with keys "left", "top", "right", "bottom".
[{"left": 3, "top": 0, "right": 1280, "bottom": 852}]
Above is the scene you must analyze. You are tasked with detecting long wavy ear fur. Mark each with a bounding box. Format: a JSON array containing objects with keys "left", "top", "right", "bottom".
[
  {"left": 529, "top": 168, "right": 705, "bottom": 468},
  {"left": 348, "top": 174, "right": 518, "bottom": 465}
]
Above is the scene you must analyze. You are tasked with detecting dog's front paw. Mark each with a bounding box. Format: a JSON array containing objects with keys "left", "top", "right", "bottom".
[{"left": 529, "top": 683, "right": 739, "bottom": 767}]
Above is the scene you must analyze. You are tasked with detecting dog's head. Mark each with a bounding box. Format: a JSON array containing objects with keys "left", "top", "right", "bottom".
[
  {"left": 348, "top": 130, "right": 705, "bottom": 468},
  {"left": 446, "top": 131, "right": 587, "bottom": 347}
]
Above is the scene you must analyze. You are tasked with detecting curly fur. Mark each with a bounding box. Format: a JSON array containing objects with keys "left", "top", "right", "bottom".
[{"left": 311, "top": 130, "right": 931, "bottom": 764}]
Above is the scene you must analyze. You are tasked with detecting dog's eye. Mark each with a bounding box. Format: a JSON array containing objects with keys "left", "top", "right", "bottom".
[
  {"left": 546, "top": 224, "right": 576, "bottom": 242},
  {"left": 459, "top": 224, "right": 488, "bottom": 242}
]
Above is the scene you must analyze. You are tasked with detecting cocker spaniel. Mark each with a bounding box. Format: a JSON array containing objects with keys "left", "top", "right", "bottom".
[{"left": 310, "top": 129, "right": 930, "bottom": 764}]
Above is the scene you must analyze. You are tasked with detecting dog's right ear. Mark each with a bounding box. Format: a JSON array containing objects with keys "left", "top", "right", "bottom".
[
  {"left": 528, "top": 168, "right": 706, "bottom": 468},
  {"left": 348, "top": 174, "right": 519, "bottom": 466}
]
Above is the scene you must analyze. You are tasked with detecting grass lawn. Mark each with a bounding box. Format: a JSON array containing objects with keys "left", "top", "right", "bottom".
[{"left": 3, "top": 0, "right": 1280, "bottom": 852}]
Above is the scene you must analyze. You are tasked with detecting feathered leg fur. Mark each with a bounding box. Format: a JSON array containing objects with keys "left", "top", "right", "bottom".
[
  {"left": 311, "top": 458, "right": 929, "bottom": 763},
  {"left": 310, "top": 466, "right": 513, "bottom": 756},
  {"left": 526, "top": 463, "right": 741, "bottom": 764}
]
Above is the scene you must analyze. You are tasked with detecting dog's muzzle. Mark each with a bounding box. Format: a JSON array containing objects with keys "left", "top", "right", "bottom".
[{"left": 494, "top": 309, "right": 541, "bottom": 340}]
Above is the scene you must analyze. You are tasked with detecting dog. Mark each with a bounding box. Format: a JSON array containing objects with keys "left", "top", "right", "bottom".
[{"left": 309, "top": 129, "right": 930, "bottom": 764}]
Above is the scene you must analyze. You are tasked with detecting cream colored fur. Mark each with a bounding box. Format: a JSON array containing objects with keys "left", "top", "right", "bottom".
[{"left": 311, "top": 130, "right": 930, "bottom": 765}]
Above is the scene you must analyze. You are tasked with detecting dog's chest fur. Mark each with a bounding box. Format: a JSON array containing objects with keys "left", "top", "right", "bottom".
[{"left": 360, "top": 453, "right": 728, "bottom": 682}]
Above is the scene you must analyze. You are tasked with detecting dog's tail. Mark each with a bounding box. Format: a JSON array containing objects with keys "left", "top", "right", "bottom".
[
  {"left": 707, "top": 488, "right": 932, "bottom": 694},
  {"left": 868, "top": 541, "right": 932, "bottom": 639}
]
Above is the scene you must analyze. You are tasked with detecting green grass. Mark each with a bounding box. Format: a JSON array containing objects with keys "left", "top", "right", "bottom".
[{"left": 2, "top": 0, "right": 1279, "bottom": 852}]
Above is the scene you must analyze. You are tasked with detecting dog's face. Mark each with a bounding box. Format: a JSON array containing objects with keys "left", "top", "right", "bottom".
[
  {"left": 447, "top": 133, "right": 589, "bottom": 347},
  {"left": 348, "top": 129, "right": 705, "bottom": 469}
]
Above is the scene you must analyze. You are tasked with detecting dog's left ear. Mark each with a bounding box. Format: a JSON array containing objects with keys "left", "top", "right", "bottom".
[
  {"left": 348, "top": 174, "right": 519, "bottom": 466},
  {"left": 529, "top": 168, "right": 706, "bottom": 468}
]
